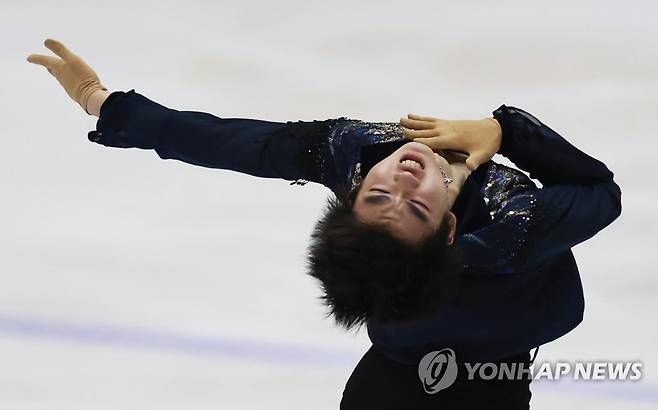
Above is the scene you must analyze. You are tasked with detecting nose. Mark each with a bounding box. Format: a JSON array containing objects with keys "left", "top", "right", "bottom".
[{"left": 393, "top": 171, "right": 421, "bottom": 189}]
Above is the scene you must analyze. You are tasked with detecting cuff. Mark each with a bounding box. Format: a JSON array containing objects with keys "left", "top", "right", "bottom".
[
  {"left": 88, "top": 89, "right": 157, "bottom": 149},
  {"left": 492, "top": 104, "right": 515, "bottom": 157}
]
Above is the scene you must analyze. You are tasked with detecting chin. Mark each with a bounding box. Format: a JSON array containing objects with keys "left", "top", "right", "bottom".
[{"left": 404, "top": 141, "right": 434, "bottom": 154}]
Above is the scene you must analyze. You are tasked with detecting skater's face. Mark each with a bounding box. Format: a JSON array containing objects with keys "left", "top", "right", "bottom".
[{"left": 353, "top": 142, "right": 455, "bottom": 246}]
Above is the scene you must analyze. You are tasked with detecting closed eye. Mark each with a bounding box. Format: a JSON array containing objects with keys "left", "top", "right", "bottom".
[
  {"left": 368, "top": 188, "right": 430, "bottom": 222},
  {"left": 411, "top": 199, "right": 430, "bottom": 213},
  {"left": 372, "top": 188, "right": 430, "bottom": 212}
]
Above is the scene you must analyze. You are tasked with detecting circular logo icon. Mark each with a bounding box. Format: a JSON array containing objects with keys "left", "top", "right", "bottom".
[{"left": 418, "top": 348, "right": 458, "bottom": 394}]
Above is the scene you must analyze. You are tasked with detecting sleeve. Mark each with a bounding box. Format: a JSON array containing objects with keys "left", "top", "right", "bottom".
[
  {"left": 457, "top": 105, "right": 622, "bottom": 273},
  {"left": 87, "top": 89, "right": 344, "bottom": 190}
]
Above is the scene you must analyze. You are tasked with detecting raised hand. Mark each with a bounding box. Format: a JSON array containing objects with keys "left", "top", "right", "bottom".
[
  {"left": 400, "top": 113, "right": 503, "bottom": 171},
  {"left": 27, "top": 39, "right": 107, "bottom": 114}
]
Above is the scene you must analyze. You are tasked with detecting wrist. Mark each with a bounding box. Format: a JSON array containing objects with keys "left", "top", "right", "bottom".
[
  {"left": 483, "top": 118, "right": 502, "bottom": 152},
  {"left": 86, "top": 88, "right": 111, "bottom": 117}
]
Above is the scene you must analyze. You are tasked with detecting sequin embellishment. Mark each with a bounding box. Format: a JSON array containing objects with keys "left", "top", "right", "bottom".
[{"left": 463, "top": 162, "right": 539, "bottom": 272}]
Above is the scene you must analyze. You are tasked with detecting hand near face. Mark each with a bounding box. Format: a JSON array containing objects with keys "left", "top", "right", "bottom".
[{"left": 400, "top": 114, "right": 502, "bottom": 171}]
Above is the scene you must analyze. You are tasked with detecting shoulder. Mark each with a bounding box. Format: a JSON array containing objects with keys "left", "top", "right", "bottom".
[
  {"left": 486, "top": 161, "right": 537, "bottom": 185},
  {"left": 481, "top": 161, "right": 539, "bottom": 200}
]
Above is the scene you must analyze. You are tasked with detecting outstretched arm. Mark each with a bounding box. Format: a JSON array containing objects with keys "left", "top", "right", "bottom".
[
  {"left": 88, "top": 89, "right": 342, "bottom": 187},
  {"left": 27, "top": 39, "right": 344, "bottom": 190}
]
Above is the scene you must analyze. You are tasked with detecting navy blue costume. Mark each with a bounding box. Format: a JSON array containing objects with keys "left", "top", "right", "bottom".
[{"left": 88, "top": 90, "right": 621, "bottom": 403}]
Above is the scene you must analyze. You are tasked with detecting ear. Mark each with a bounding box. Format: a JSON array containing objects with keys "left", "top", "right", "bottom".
[{"left": 446, "top": 212, "right": 457, "bottom": 245}]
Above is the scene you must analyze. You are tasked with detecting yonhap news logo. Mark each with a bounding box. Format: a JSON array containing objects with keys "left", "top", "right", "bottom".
[
  {"left": 417, "top": 348, "right": 459, "bottom": 394},
  {"left": 418, "top": 348, "right": 643, "bottom": 395}
]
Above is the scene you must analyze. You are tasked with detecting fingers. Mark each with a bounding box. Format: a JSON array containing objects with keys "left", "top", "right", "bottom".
[
  {"left": 44, "top": 38, "right": 75, "bottom": 61},
  {"left": 413, "top": 136, "right": 461, "bottom": 151},
  {"left": 402, "top": 127, "right": 436, "bottom": 139},
  {"left": 408, "top": 113, "right": 439, "bottom": 121},
  {"left": 400, "top": 116, "right": 435, "bottom": 130},
  {"left": 465, "top": 157, "right": 479, "bottom": 172},
  {"left": 465, "top": 152, "right": 489, "bottom": 171},
  {"left": 27, "top": 54, "right": 60, "bottom": 69}
]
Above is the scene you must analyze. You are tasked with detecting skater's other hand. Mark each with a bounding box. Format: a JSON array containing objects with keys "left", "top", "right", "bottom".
[
  {"left": 400, "top": 114, "right": 502, "bottom": 171},
  {"left": 27, "top": 39, "right": 107, "bottom": 115}
]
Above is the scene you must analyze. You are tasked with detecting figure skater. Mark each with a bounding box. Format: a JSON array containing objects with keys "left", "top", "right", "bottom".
[{"left": 28, "top": 39, "right": 621, "bottom": 409}]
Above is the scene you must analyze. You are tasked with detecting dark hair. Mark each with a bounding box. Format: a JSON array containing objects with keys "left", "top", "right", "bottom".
[{"left": 305, "top": 183, "right": 463, "bottom": 330}]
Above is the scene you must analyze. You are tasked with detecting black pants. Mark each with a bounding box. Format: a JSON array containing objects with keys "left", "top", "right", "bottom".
[{"left": 341, "top": 346, "right": 532, "bottom": 410}]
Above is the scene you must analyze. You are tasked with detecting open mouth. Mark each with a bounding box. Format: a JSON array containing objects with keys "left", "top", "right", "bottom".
[
  {"left": 398, "top": 152, "right": 426, "bottom": 179},
  {"left": 399, "top": 152, "right": 426, "bottom": 170}
]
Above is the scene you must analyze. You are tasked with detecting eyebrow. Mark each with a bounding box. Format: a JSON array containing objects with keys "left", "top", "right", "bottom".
[{"left": 362, "top": 194, "right": 430, "bottom": 224}]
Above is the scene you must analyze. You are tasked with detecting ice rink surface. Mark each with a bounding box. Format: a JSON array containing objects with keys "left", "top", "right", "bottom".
[{"left": 2, "top": 0, "right": 657, "bottom": 408}]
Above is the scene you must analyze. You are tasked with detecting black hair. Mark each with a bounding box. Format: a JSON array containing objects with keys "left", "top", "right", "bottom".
[{"left": 305, "top": 183, "right": 463, "bottom": 330}]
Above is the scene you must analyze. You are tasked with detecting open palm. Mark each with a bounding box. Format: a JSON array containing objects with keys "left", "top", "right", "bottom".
[{"left": 27, "top": 39, "right": 106, "bottom": 114}]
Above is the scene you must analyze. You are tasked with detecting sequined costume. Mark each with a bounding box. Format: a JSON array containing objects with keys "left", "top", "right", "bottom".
[{"left": 88, "top": 90, "right": 621, "bottom": 365}]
